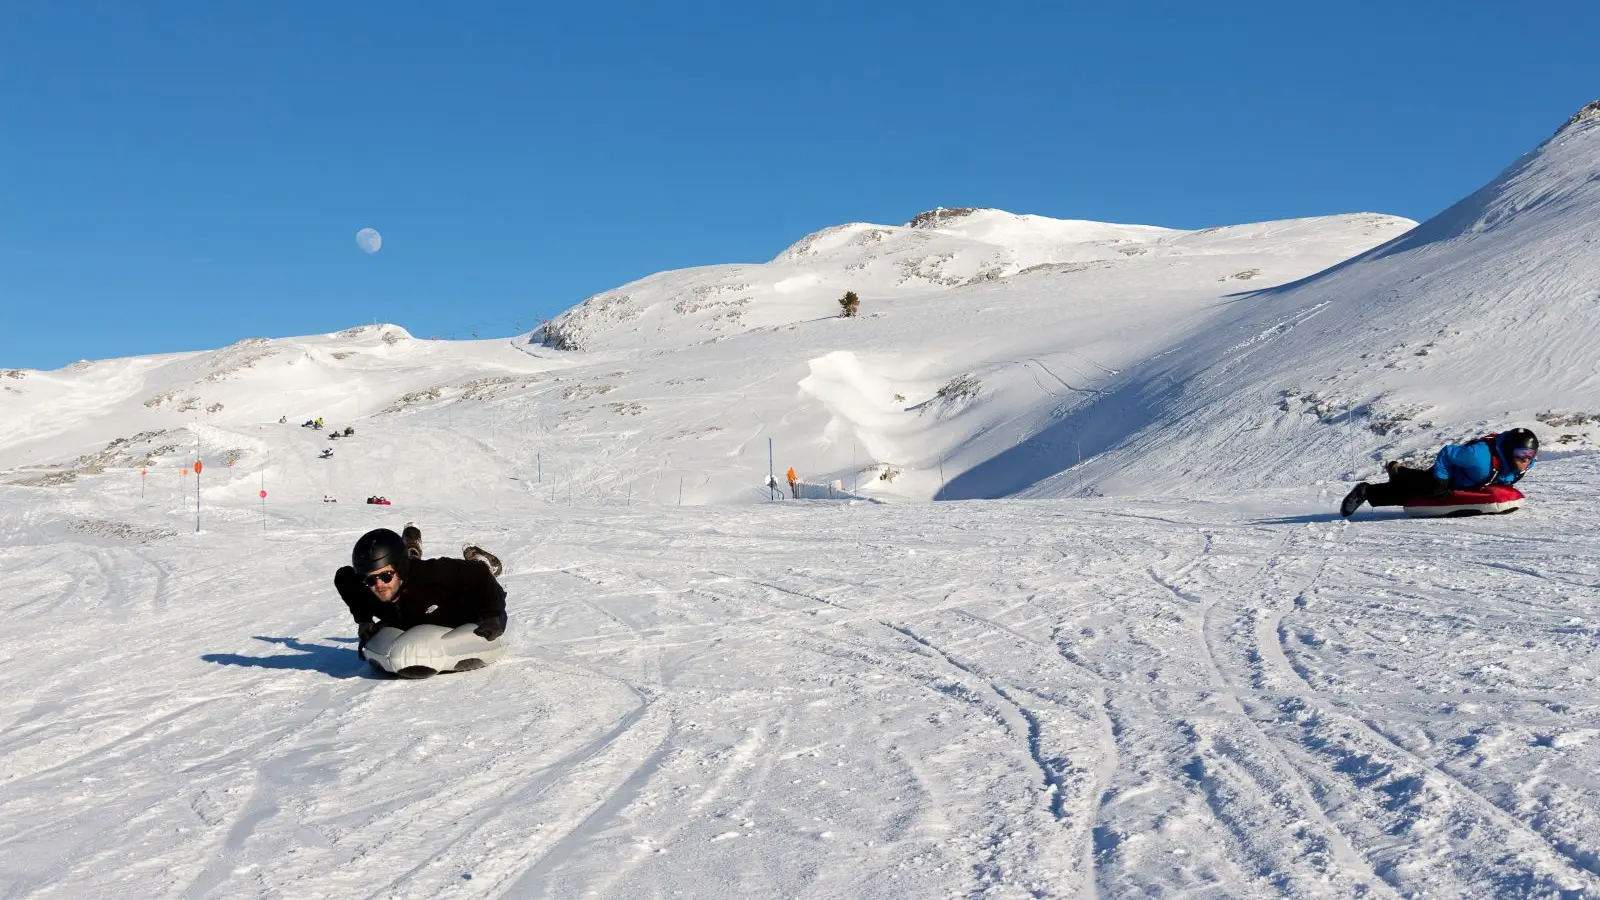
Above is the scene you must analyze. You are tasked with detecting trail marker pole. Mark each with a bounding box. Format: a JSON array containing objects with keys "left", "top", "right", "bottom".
[
  {"left": 768, "top": 438, "right": 775, "bottom": 502},
  {"left": 939, "top": 457, "right": 945, "bottom": 495},
  {"left": 537, "top": 452, "right": 541, "bottom": 484},
  {"left": 260, "top": 489, "right": 267, "bottom": 533},
  {"left": 193, "top": 460, "right": 203, "bottom": 533},
  {"left": 679, "top": 476, "right": 684, "bottom": 505},
  {"left": 140, "top": 468, "right": 146, "bottom": 499}
]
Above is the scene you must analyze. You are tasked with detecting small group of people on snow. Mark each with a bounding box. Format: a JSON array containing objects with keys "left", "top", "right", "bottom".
[
  {"left": 1340, "top": 427, "right": 1538, "bottom": 517},
  {"left": 292, "top": 418, "right": 352, "bottom": 457},
  {"left": 336, "top": 525, "right": 507, "bottom": 659}
]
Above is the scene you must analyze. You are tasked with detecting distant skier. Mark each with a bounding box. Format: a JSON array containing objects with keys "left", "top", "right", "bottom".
[
  {"left": 787, "top": 466, "right": 798, "bottom": 499},
  {"left": 319, "top": 448, "right": 334, "bottom": 459},
  {"left": 335, "top": 525, "right": 508, "bottom": 657},
  {"left": 1341, "top": 428, "right": 1538, "bottom": 517}
]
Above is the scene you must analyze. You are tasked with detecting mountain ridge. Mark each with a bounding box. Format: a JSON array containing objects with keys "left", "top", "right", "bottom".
[{"left": 16, "top": 93, "right": 1600, "bottom": 506}]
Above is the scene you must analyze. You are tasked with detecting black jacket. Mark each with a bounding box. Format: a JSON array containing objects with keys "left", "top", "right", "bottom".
[{"left": 335, "top": 557, "right": 507, "bottom": 631}]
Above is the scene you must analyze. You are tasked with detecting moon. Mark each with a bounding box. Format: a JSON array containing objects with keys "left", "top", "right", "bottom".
[{"left": 356, "top": 227, "right": 382, "bottom": 254}]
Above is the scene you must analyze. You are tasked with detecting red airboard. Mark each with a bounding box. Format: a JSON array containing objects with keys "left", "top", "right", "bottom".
[{"left": 1403, "top": 485, "right": 1525, "bottom": 518}]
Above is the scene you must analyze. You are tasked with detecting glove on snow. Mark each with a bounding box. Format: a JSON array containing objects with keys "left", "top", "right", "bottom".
[
  {"left": 474, "top": 614, "right": 507, "bottom": 642},
  {"left": 357, "top": 620, "right": 379, "bottom": 654}
]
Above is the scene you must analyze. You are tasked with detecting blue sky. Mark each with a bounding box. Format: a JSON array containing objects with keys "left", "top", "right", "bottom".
[{"left": 3, "top": 2, "right": 1597, "bottom": 370}]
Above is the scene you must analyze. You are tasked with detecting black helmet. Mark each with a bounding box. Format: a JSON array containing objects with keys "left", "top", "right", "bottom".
[
  {"left": 352, "top": 528, "right": 409, "bottom": 576},
  {"left": 1500, "top": 428, "right": 1538, "bottom": 457}
]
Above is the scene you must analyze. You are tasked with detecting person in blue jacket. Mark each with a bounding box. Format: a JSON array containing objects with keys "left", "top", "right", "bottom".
[{"left": 1341, "top": 428, "right": 1538, "bottom": 517}]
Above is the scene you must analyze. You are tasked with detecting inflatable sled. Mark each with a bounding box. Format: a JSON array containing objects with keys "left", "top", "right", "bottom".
[
  {"left": 361, "top": 624, "right": 505, "bottom": 678},
  {"left": 1403, "top": 485, "right": 1525, "bottom": 518}
]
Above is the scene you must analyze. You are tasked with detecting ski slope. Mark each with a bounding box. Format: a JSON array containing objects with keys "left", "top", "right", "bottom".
[
  {"left": 4, "top": 101, "right": 1600, "bottom": 897},
  {"left": 3, "top": 469, "right": 1599, "bottom": 898}
]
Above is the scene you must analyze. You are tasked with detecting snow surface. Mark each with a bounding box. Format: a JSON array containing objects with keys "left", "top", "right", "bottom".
[
  {"left": 4, "top": 476, "right": 1600, "bottom": 898},
  {"left": 3, "top": 104, "right": 1600, "bottom": 897}
]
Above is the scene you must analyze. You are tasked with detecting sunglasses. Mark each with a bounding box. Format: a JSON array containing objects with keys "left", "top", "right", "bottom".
[
  {"left": 1511, "top": 449, "right": 1537, "bottom": 461},
  {"left": 364, "top": 570, "right": 397, "bottom": 587}
]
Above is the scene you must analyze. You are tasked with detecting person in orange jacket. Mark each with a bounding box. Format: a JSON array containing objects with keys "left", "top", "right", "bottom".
[{"left": 786, "top": 466, "right": 798, "bottom": 499}]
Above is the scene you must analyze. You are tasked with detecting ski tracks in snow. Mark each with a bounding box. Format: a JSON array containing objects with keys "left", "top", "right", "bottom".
[
  {"left": 4, "top": 491, "right": 1600, "bottom": 897},
  {"left": 1151, "top": 512, "right": 1600, "bottom": 898}
]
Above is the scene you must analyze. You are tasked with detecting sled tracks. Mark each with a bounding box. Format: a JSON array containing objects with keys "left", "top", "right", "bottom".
[{"left": 1164, "top": 520, "right": 1600, "bottom": 898}]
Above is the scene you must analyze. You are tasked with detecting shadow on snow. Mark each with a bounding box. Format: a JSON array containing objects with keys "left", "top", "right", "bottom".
[
  {"left": 202, "top": 635, "right": 382, "bottom": 679},
  {"left": 1248, "top": 509, "right": 1412, "bottom": 526}
]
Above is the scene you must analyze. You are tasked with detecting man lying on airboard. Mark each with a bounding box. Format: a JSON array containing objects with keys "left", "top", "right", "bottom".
[
  {"left": 334, "top": 525, "right": 508, "bottom": 671},
  {"left": 1340, "top": 427, "right": 1538, "bottom": 517}
]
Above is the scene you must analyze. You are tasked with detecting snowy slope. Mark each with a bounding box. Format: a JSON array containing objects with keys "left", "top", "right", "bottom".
[
  {"left": 1010, "top": 103, "right": 1600, "bottom": 500},
  {"left": 3, "top": 463, "right": 1600, "bottom": 898}
]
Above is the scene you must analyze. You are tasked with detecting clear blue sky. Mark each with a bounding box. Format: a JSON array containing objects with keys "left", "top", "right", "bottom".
[{"left": 3, "top": 2, "right": 1597, "bottom": 370}]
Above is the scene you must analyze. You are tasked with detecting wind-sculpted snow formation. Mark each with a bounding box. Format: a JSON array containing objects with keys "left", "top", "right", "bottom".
[{"left": 3, "top": 102, "right": 1600, "bottom": 899}]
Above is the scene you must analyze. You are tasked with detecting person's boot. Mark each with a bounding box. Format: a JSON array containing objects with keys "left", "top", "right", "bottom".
[
  {"left": 463, "top": 544, "right": 502, "bottom": 577},
  {"left": 402, "top": 524, "right": 423, "bottom": 559},
  {"left": 1340, "top": 483, "right": 1369, "bottom": 518}
]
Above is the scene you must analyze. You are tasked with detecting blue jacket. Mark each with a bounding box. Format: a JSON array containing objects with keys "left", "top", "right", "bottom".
[{"left": 1432, "top": 434, "right": 1533, "bottom": 489}]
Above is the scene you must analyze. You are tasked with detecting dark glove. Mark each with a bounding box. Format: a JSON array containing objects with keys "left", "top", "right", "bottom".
[
  {"left": 1430, "top": 477, "right": 1453, "bottom": 497},
  {"left": 357, "top": 620, "right": 379, "bottom": 656},
  {"left": 473, "top": 614, "right": 506, "bottom": 641}
]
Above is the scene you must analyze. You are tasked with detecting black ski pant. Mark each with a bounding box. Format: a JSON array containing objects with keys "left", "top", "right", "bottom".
[{"left": 1365, "top": 465, "right": 1450, "bottom": 507}]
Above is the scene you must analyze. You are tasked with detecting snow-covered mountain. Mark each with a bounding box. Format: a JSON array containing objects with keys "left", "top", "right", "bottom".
[
  {"left": 6, "top": 100, "right": 1596, "bottom": 509},
  {"left": 1008, "top": 102, "right": 1600, "bottom": 499},
  {"left": 0, "top": 206, "right": 1414, "bottom": 507},
  {"left": 6, "top": 102, "right": 1600, "bottom": 900},
  {"left": 544, "top": 207, "right": 1404, "bottom": 354}
]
